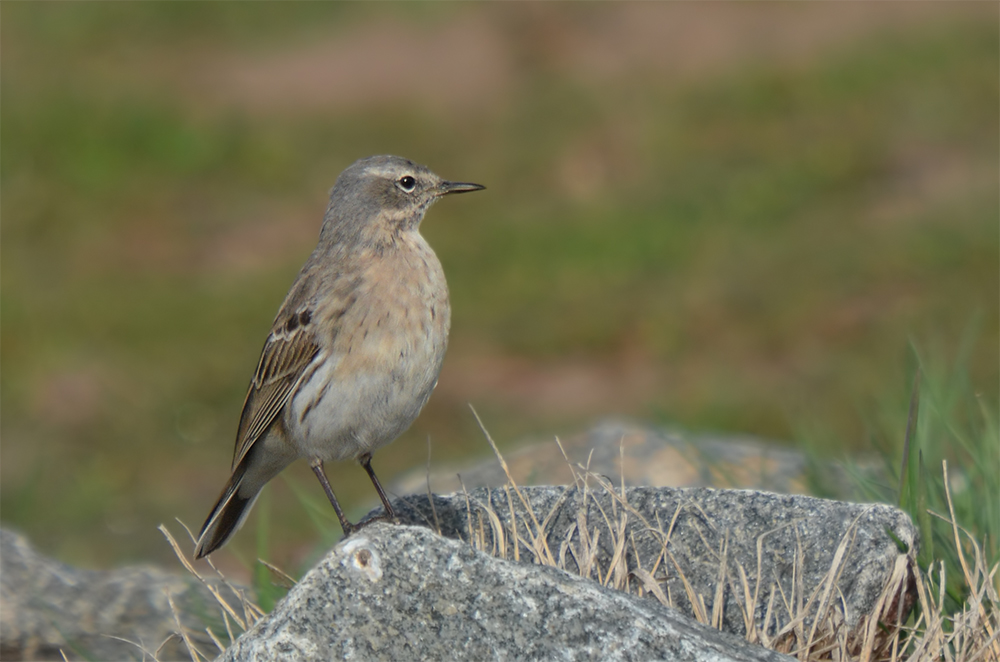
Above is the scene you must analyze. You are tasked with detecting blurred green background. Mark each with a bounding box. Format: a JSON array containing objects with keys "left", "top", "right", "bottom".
[{"left": 2, "top": 3, "right": 997, "bottom": 576}]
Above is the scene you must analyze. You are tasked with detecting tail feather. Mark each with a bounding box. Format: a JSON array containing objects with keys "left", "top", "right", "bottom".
[{"left": 194, "top": 465, "right": 259, "bottom": 559}]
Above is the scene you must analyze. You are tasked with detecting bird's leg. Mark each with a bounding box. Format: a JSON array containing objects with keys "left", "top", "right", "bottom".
[
  {"left": 309, "top": 458, "right": 357, "bottom": 536},
  {"left": 359, "top": 452, "right": 397, "bottom": 520}
]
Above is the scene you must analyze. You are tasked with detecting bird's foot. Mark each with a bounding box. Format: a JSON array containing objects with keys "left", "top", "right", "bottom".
[{"left": 342, "top": 512, "right": 398, "bottom": 537}]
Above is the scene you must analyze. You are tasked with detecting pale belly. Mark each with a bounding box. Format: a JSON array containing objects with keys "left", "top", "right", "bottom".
[{"left": 284, "top": 314, "right": 447, "bottom": 462}]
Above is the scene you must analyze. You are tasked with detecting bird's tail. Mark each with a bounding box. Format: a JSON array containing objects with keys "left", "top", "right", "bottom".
[{"left": 194, "top": 461, "right": 259, "bottom": 559}]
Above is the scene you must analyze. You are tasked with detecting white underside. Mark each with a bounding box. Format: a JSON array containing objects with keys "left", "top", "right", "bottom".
[{"left": 285, "top": 348, "right": 441, "bottom": 462}]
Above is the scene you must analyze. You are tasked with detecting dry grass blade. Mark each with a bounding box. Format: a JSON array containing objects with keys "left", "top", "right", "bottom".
[
  {"left": 470, "top": 404, "right": 559, "bottom": 567},
  {"left": 158, "top": 525, "right": 248, "bottom": 634},
  {"left": 967, "top": 629, "right": 1000, "bottom": 662},
  {"left": 167, "top": 592, "right": 205, "bottom": 662},
  {"left": 942, "top": 461, "right": 1000, "bottom": 661},
  {"left": 102, "top": 634, "right": 161, "bottom": 662},
  {"left": 469, "top": 405, "right": 543, "bottom": 530},
  {"left": 257, "top": 558, "right": 296, "bottom": 589},
  {"left": 458, "top": 475, "right": 476, "bottom": 546},
  {"left": 557, "top": 519, "right": 577, "bottom": 571},
  {"left": 179, "top": 519, "right": 266, "bottom": 625},
  {"left": 426, "top": 436, "right": 441, "bottom": 534},
  {"left": 737, "top": 562, "right": 758, "bottom": 643},
  {"left": 204, "top": 627, "right": 226, "bottom": 656},
  {"left": 481, "top": 489, "right": 508, "bottom": 559},
  {"left": 155, "top": 633, "right": 183, "bottom": 661},
  {"left": 769, "top": 546, "right": 801, "bottom": 644},
  {"left": 633, "top": 567, "right": 670, "bottom": 606},
  {"left": 554, "top": 436, "right": 583, "bottom": 490},
  {"left": 760, "top": 588, "right": 778, "bottom": 649},
  {"left": 666, "top": 548, "right": 708, "bottom": 624},
  {"left": 856, "top": 552, "right": 912, "bottom": 662},
  {"left": 601, "top": 506, "right": 629, "bottom": 589},
  {"left": 805, "top": 514, "right": 859, "bottom": 650},
  {"left": 943, "top": 460, "right": 975, "bottom": 592},
  {"left": 158, "top": 519, "right": 269, "bottom": 654},
  {"left": 501, "top": 485, "right": 520, "bottom": 562},
  {"left": 577, "top": 520, "right": 600, "bottom": 582},
  {"left": 711, "top": 534, "right": 729, "bottom": 630},
  {"left": 538, "top": 487, "right": 574, "bottom": 539},
  {"left": 646, "top": 504, "right": 683, "bottom": 581},
  {"left": 744, "top": 521, "right": 796, "bottom": 646},
  {"left": 794, "top": 528, "right": 806, "bottom": 649}
]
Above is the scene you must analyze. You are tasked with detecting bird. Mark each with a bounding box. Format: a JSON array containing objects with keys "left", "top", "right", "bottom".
[{"left": 193, "top": 155, "right": 484, "bottom": 558}]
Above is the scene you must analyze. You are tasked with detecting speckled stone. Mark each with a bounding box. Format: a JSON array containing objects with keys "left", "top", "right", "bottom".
[
  {"left": 223, "top": 523, "right": 791, "bottom": 662},
  {"left": 386, "top": 486, "right": 918, "bottom": 645}
]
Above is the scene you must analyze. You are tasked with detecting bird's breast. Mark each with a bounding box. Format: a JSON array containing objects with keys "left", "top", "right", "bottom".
[{"left": 331, "top": 235, "right": 449, "bottom": 384}]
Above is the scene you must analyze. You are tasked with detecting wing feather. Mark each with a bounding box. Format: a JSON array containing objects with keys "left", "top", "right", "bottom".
[{"left": 231, "top": 322, "right": 320, "bottom": 469}]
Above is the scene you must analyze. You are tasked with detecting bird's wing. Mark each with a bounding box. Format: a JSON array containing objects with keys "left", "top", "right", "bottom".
[{"left": 231, "top": 311, "right": 320, "bottom": 469}]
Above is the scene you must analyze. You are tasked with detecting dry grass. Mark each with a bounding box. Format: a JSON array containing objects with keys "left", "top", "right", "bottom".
[
  {"left": 158, "top": 433, "right": 998, "bottom": 662},
  {"left": 157, "top": 522, "right": 265, "bottom": 662}
]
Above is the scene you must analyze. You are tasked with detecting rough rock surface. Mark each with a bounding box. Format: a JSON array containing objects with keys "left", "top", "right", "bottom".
[
  {"left": 385, "top": 486, "right": 917, "bottom": 647},
  {"left": 0, "top": 528, "right": 244, "bottom": 662},
  {"left": 224, "top": 523, "right": 791, "bottom": 662}
]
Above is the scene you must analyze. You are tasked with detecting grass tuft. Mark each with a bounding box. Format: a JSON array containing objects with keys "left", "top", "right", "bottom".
[{"left": 159, "top": 521, "right": 265, "bottom": 661}]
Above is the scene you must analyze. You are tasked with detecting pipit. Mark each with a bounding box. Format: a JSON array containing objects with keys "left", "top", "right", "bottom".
[{"left": 194, "top": 155, "right": 483, "bottom": 558}]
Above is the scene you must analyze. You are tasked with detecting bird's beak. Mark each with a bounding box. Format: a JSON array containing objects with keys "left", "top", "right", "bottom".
[{"left": 439, "top": 181, "right": 486, "bottom": 196}]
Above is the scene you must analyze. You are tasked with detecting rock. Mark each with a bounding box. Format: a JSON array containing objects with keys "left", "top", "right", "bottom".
[
  {"left": 392, "top": 420, "right": 859, "bottom": 497},
  {"left": 385, "top": 486, "right": 917, "bottom": 654},
  {"left": 223, "top": 523, "right": 791, "bottom": 662},
  {"left": 0, "top": 528, "right": 246, "bottom": 662}
]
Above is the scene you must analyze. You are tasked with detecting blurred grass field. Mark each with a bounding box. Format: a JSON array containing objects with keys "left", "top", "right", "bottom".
[{"left": 1, "top": 3, "right": 997, "bottom": 573}]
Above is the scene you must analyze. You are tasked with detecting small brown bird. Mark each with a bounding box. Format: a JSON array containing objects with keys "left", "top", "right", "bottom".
[{"left": 194, "top": 155, "right": 484, "bottom": 558}]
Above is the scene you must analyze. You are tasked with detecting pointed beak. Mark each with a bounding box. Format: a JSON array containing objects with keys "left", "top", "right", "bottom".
[{"left": 439, "top": 180, "right": 486, "bottom": 196}]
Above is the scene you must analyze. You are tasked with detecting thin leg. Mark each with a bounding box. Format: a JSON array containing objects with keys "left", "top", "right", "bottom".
[
  {"left": 309, "top": 458, "right": 356, "bottom": 535},
  {"left": 359, "top": 452, "right": 396, "bottom": 519}
]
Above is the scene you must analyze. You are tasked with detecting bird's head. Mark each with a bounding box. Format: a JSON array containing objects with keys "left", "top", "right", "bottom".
[{"left": 321, "top": 155, "right": 484, "bottom": 247}]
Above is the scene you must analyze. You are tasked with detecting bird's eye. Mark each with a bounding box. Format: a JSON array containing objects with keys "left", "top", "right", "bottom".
[{"left": 398, "top": 175, "right": 416, "bottom": 192}]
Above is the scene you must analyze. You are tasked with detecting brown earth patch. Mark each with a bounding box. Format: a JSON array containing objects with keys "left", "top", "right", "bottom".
[
  {"left": 204, "top": 12, "right": 512, "bottom": 116},
  {"left": 202, "top": 3, "right": 993, "bottom": 116}
]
